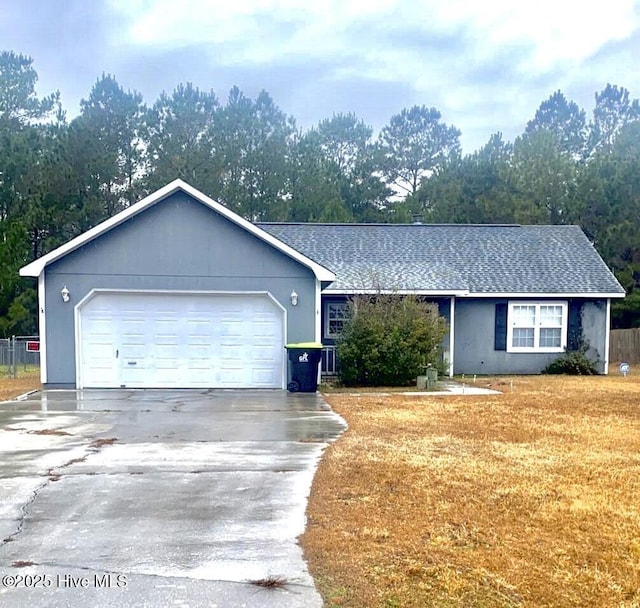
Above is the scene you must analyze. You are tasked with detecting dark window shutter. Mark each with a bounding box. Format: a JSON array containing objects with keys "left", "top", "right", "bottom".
[
  {"left": 567, "top": 301, "right": 582, "bottom": 351},
  {"left": 495, "top": 303, "right": 507, "bottom": 351}
]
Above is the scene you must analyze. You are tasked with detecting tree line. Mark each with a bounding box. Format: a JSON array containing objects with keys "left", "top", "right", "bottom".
[{"left": 1, "top": 50, "right": 639, "bottom": 335}]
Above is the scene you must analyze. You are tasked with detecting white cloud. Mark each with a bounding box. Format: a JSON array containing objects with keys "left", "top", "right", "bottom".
[
  {"left": 107, "top": 0, "right": 640, "bottom": 128},
  {"left": 428, "top": 0, "right": 638, "bottom": 71},
  {"left": 96, "top": 1, "right": 640, "bottom": 150},
  {"left": 110, "top": 0, "right": 639, "bottom": 67}
]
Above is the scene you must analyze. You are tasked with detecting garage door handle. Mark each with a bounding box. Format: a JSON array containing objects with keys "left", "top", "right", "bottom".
[{"left": 127, "top": 361, "right": 137, "bottom": 366}]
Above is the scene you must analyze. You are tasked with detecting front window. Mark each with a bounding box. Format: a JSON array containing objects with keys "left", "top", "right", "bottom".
[
  {"left": 325, "top": 301, "right": 349, "bottom": 338},
  {"left": 508, "top": 301, "right": 567, "bottom": 353}
]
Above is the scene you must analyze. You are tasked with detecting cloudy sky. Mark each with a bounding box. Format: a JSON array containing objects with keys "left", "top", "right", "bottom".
[{"left": 1, "top": 0, "right": 639, "bottom": 152}]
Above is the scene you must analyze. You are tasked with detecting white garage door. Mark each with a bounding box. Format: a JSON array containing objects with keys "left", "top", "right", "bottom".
[{"left": 78, "top": 292, "right": 284, "bottom": 389}]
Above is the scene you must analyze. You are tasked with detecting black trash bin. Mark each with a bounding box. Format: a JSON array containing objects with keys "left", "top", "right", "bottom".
[{"left": 285, "top": 342, "right": 323, "bottom": 392}]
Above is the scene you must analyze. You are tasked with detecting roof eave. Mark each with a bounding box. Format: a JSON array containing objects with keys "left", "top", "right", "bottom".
[
  {"left": 324, "top": 288, "right": 469, "bottom": 296},
  {"left": 463, "top": 291, "right": 626, "bottom": 299}
]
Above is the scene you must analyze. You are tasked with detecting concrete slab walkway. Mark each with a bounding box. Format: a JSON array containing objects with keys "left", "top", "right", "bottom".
[
  {"left": 0, "top": 389, "right": 346, "bottom": 608},
  {"left": 344, "top": 380, "right": 503, "bottom": 397}
]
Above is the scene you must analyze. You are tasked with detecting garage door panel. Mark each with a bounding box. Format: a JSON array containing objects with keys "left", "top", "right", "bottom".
[
  {"left": 187, "top": 343, "right": 211, "bottom": 356},
  {"left": 253, "top": 329, "right": 277, "bottom": 341},
  {"left": 87, "top": 343, "right": 114, "bottom": 359},
  {"left": 120, "top": 351, "right": 144, "bottom": 362},
  {"left": 79, "top": 293, "right": 284, "bottom": 388},
  {"left": 252, "top": 331, "right": 278, "bottom": 343},
  {"left": 221, "top": 323, "right": 243, "bottom": 337},
  {"left": 120, "top": 305, "right": 145, "bottom": 315},
  {"left": 156, "top": 372, "right": 181, "bottom": 387},
  {"left": 186, "top": 369, "right": 216, "bottom": 385},
  {"left": 251, "top": 367, "right": 280, "bottom": 386},
  {"left": 121, "top": 319, "right": 146, "bottom": 332},
  {"left": 156, "top": 318, "right": 180, "bottom": 331},
  {"left": 119, "top": 359, "right": 145, "bottom": 387},
  {"left": 155, "top": 344, "right": 180, "bottom": 368},
  {"left": 85, "top": 316, "right": 114, "bottom": 334},
  {"left": 155, "top": 336, "right": 179, "bottom": 348},
  {"left": 252, "top": 346, "right": 277, "bottom": 362},
  {"left": 217, "top": 366, "right": 246, "bottom": 387},
  {"left": 219, "top": 341, "right": 242, "bottom": 352},
  {"left": 187, "top": 319, "right": 213, "bottom": 330},
  {"left": 156, "top": 358, "right": 180, "bottom": 371},
  {"left": 187, "top": 336, "right": 213, "bottom": 348},
  {"left": 187, "top": 361, "right": 211, "bottom": 371}
]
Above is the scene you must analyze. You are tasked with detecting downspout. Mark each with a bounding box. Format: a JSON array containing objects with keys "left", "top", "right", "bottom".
[
  {"left": 449, "top": 296, "right": 455, "bottom": 377},
  {"left": 38, "top": 272, "right": 47, "bottom": 384},
  {"left": 316, "top": 279, "right": 322, "bottom": 385},
  {"left": 604, "top": 298, "right": 611, "bottom": 375}
]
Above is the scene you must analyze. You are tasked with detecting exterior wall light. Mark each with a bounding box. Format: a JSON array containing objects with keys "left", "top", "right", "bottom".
[
  {"left": 290, "top": 290, "right": 298, "bottom": 306},
  {"left": 61, "top": 285, "right": 70, "bottom": 303}
]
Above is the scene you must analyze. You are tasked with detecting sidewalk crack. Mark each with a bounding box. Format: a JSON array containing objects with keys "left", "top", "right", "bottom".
[
  {"left": 2, "top": 480, "right": 49, "bottom": 545},
  {"left": 1, "top": 437, "right": 118, "bottom": 545}
]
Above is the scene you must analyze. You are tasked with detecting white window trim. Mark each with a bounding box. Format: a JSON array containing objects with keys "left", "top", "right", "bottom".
[
  {"left": 507, "top": 300, "right": 568, "bottom": 353},
  {"left": 324, "top": 301, "right": 349, "bottom": 339}
]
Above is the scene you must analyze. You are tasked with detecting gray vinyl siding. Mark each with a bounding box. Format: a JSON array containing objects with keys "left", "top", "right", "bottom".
[
  {"left": 43, "top": 191, "right": 316, "bottom": 386},
  {"left": 454, "top": 298, "right": 608, "bottom": 375},
  {"left": 580, "top": 300, "right": 608, "bottom": 370}
]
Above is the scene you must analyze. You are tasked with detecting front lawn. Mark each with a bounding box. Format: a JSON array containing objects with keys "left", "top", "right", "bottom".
[
  {"left": 303, "top": 371, "right": 640, "bottom": 607},
  {"left": 0, "top": 367, "right": 41, "bottom": 401}
]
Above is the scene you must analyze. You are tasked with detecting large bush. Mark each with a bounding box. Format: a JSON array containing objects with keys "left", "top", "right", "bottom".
[
  {"left": 542, "top": 350, "right": 599, "bottom": 375},
  {"left": 336, "top": 294, "right": 448, "bottom": 386}
]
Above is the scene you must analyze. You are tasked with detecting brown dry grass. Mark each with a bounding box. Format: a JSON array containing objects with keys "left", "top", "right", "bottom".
[
  {"left": 0, "top": 368, "right": 41, "bottom": 401},
  {"left": 303, "top": 370, "right": 640, "bottom": 607}
]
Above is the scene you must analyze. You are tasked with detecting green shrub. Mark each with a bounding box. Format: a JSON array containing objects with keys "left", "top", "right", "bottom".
[
  {"left": 542, "top": 350, "right": 599, "bottom": 375},
  {"left": 336, "top": 294, "right": 448, "bottom": 387}
]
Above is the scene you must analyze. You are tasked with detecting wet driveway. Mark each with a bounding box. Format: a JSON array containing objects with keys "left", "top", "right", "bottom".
[{"left": 0, "top": 389, "right": 346, "bottom": 608}]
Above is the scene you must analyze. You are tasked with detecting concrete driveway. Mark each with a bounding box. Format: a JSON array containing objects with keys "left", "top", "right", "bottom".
[{"left": 0, "top": 389, "right": 346, "bottom": 608}]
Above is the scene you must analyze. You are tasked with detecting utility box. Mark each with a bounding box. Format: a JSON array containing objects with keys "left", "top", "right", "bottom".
[
  {"left": 417, "top": 367, "right": 439, "bottom": 390},
  {"left": 426, "top": 367, "right": 438, "bottom": 389}
]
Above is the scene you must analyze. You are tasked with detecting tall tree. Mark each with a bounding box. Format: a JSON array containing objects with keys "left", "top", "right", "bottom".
[
  {"left": 525, "top": 90, "right": 587, "bottom": 158},
  {"left": 0, "top": 51, "right": 57, "bottom": 127},
  {"left": 586, "top": 84, "right": 640, "bottom": 157},
  {"left": 285, "top": 129, "right": 350, "bottom": 222},
  {"left": 0, "top": 52, "right": 59, "bottom": 336},
  {"left": 378, "top": 105, "right": 461, "bottom": 197},
  {"left": 65, "top": 74, "right": 147, "bottom": 229},
  {"left": 586, "top": 121, "right": 640, "bottom": 262},
  {"left": 0, "top": 52, "right": 59, "bottom": 223},
  {"left": 310, "top": 113, "right": 389, "bottom": 221},
  {"left": 315, "top": 112, "right": 372, "bottom": 174},
  {"left": 145, "top": 82, "right": 220, "bottom": 193},
  {"left": 502, "top": 130, "right": 578, "bottom": 224},
  {"left": 581, "top": 121, "right": 640, "bottom": 327},
  {"left": 216, "top": 87, "right": 294, "bottom": 221},
  {"left": 79, "top": 75, "right": 147, "bottom": 205},
  {"left": 422, "top": 132, "right": 512, "bottom": 223}
]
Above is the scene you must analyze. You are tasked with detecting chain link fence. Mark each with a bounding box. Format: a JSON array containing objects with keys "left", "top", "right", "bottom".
[{"left": 0, "top": 336, "right": 40, "bottom": 378}]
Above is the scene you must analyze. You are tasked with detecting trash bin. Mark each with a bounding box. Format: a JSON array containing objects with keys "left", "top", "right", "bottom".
[
  {"left": 426, "top": 367, "right": 438, "bottom": 390},
  {"left": 285, "top": 342, "right": 323, "bottom": 392}
]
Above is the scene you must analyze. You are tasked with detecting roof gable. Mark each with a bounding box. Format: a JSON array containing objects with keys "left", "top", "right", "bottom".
[
  {"left": 258, "top": 223, "right": 625, "bottom": 297},
  {"left": 20, "top": 180, "right": 335, "bottom": 282}
]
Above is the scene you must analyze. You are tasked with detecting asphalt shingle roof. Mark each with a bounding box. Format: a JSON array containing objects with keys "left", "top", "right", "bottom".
[{"left": 257, "top": 223, "right": 625, "bottom": 295}]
